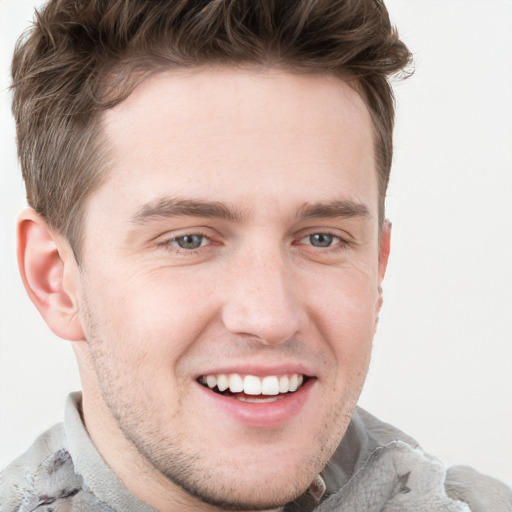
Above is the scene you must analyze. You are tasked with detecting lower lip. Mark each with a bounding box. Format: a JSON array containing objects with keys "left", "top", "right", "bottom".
[{"left": 196, "top": 378, "right": 315, "bottom": 428}]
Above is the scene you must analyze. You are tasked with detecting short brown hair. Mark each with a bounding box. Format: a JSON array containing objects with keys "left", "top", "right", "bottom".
[{"left": 12, "top": 0, "right": 412, "bottom": 257}]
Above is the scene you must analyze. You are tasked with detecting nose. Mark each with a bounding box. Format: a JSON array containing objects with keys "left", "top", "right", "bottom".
[{"left": 221, "top": 250, "right": 306, "bottom": 345}]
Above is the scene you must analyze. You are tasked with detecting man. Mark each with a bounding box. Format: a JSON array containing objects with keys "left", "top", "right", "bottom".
[{"left": 1, "top": 1, "right": 511, "bottom": 511}]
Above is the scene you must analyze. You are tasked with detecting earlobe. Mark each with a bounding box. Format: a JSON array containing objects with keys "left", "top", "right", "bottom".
[{"left": 17, "top": 208, "right": 85, "bottom": 341}]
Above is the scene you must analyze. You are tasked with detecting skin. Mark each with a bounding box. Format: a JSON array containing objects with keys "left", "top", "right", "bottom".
[{"left": 18, "top": 68, "right": 390, "bottom": 512}]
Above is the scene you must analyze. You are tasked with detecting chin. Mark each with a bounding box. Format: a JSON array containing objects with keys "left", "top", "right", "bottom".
[{"left": 167, "top": 468, "right": 312, "bottom": 511}]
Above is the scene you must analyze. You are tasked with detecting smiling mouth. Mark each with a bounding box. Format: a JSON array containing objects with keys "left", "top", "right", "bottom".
[{"left": 198, "top": 373, "right": 308, "bottom": 403}]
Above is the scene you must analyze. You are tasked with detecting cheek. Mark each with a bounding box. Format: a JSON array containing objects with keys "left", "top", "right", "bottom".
[
  {"left": 306, "top": 268, "right": 379, "bottom": 361},
  {"left": 80, "top": 266, "right": 218, "bottom": 362}
]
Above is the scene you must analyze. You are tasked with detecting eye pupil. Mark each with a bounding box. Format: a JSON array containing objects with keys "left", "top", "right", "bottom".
[
  {"left": 310, "top": 233, "right": 333, "bottom": 247},
  {"left": 175, "top": 235, "right": 203, "bottom": 249}
]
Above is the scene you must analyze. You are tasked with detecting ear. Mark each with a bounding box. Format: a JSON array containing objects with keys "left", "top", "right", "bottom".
[
  {"left": 17, "top": 208, "right": 85, "bottom": 341},
  {"left": 375, "top": 220, "right": 391, "bottom": 319},
  {"left": 378, "top": 220, "right": 391, "bottom": 282}
]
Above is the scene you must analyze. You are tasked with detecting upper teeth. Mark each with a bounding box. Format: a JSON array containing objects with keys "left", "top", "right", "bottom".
[{"left": 200, "top": 373, "right": 304, "bottom": 396}]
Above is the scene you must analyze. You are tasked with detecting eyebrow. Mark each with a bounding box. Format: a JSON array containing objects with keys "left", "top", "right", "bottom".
[
  {"left": 296, "top": 200, "right": 370, "bottom": 220},
  {"left": 131, "top": 197, "right": 246, "bottom": 224},
  {"left": 131, "top": 196, "right": 370, "bottom": 225}
]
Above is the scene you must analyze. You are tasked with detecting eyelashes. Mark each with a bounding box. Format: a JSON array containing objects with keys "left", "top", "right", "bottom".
[
  {"left": 171, "top": 234, "right": 209, "bottom": 250},
  {"left": 157, "top": 230, "right": 352, "bottom": 258},
  {"left": 157, "top": 230, "right": 214, "bottom": 257},
  {"left": 299, "top": 233, "right": 345, "bottom": 249}
]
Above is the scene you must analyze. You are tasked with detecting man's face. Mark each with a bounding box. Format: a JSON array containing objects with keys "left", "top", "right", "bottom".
[{"left": 73, "top": 68, "right": 387, "bottom": 510}]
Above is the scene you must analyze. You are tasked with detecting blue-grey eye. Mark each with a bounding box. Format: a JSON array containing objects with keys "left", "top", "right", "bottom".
[
  {"left": 309, "top": 233, "right": 335, "bottom": 247},
  {"left": 173, "top": 234, "right": 205, "bottom": 249}
]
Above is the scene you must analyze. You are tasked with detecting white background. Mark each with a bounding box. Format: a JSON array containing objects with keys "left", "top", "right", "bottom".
[{"left": 1, "top": 0, "right": 511, "bottom": 485}]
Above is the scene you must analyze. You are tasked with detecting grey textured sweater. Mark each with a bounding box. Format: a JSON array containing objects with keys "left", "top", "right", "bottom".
[{"left": 1, "top": 393, "right": 511, "bottom": 511}]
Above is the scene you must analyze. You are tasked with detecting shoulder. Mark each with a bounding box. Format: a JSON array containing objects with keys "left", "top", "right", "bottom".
[
  {"left": 445, "top": 465, "right": 512, "bottom": 512},
  {"left": 0, "top": 423, "right": 66, "bottom": 511},
  {"left": 319, "top": 407, "right": 512, "bottom": 512}
]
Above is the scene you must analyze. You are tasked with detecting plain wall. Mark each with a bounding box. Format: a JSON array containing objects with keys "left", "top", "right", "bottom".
[{"left": 1, "top": 0, "right": 511, "bottom": 484}]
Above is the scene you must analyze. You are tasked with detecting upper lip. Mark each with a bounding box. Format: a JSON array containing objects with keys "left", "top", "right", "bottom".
[{"left": 195, "top": 363, "right": 315, "bottom": 380}]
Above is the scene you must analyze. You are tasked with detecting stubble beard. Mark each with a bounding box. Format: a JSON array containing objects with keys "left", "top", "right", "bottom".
[{"left": 81, "top": 296, "right": 368, "bottom": 511}]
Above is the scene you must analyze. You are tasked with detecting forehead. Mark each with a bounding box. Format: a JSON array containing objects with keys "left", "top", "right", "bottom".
[{"left": 96, "top": 67, "right": 376, "bottom": 220}]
